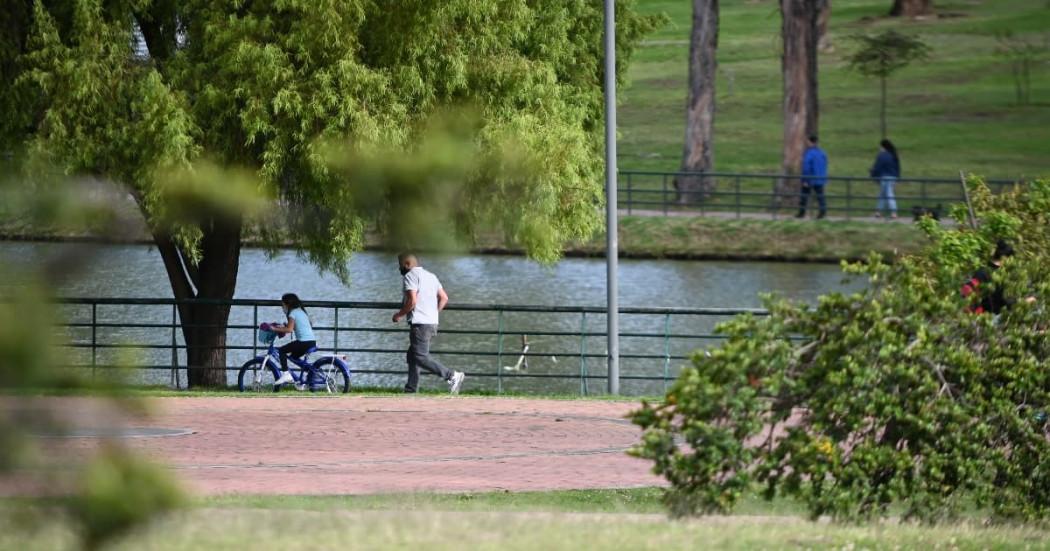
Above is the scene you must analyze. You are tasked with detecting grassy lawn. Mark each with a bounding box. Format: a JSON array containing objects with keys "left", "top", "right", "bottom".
[
  {"left": 571, "top": 214, "right": 928, "bottom": 261},
  {"left": 621, "top": 0, "right": 1050, "bottom": 180},
  {"left": 5, "top": 489, "right": 1049, "bottom": 550}
]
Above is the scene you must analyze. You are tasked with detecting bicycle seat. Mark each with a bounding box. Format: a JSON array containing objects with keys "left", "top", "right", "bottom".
[{"left": 305, "top": 346, "right": 318, "bottom": 355}]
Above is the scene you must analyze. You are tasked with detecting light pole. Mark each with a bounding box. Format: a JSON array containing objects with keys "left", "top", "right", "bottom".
[{"left": 603, "top": 0, "right": 619, "bottom": 395}]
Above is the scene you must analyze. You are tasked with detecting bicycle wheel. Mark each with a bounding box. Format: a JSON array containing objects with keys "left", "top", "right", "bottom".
[
  {"left": 238, "top": 357, "right": 280, "bottom": 393},
  {"left": 311, "top": 356, "right": 351, "bottom": 394}
]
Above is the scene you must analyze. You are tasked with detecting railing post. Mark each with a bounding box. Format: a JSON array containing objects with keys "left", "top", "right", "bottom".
[
  {"left": 661, "top": 174, "right": 668, "bottom": 216},
  {"left": 252, "top": 304, "right": 258, "bottom": 360},
  {"left": 662, "top": 313, "right": 671, "bottom": 392},
  {"left": 579, "top": 311, "right": 588, "bottom": 396},
  {"left": 171, "top": 303, "right": 179, "bottom": 389},
  {"left": 91, "top": 303, "right": 97, "bottom": 381},
  {"left": 735, "top": 176, "right": 742, "bottom": 219},
  {"left": 699, "top": 172, "right": 706, "bottom": 216},
  {"left": 496, "top": 310, "right": 504, "bottom": 394},
  {"left": 627, "top": 172, "right": 633, "bottom": 215},
  {"left": 771, "top": 177, "right": 778, "bottom": 220},
  {"left": 921, "top": 179, "right": 928, "bottom": 207},
  {"left": 846, "top": 178, "right": 853, "bottom": 220},
  {"left": 333, "top": 306, "right": 339, "bottom": 357}
]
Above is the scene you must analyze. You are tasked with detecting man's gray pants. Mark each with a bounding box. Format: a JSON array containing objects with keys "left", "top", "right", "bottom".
[{"left": 405, "top": 324, "right": 452, "bottom": 392}]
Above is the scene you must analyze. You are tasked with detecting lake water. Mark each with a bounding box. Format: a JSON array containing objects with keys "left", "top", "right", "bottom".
[{"left": 0, "top": 242, "right": 865, "bottom": 394}]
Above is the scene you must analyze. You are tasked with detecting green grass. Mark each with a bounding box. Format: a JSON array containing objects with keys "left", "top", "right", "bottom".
[
  {"left": 201, "top": 488, "right": 673, "bottom": 515},
  {"left": 5, "top": 489, "right": 1049, "bottom": 550},
  {"left": 572, "top": 214, "right": 928, "bottom": 261},
  {"left": 621, "top": 0, "right": 1050, "bottom": 180}
]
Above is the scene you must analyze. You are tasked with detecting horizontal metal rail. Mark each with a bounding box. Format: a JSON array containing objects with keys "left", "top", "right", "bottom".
[
  {"left": 618, "top": 170, "right": 1024, "bottom": 219},
  {"left": 47, "top": 297, "right": 772, "bottom": 396}
]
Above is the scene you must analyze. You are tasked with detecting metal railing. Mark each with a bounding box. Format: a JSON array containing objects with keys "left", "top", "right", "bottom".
[
  {"left": 619, "top": 170, "right": 1023, "bottom": 219},
  {"left": 51, "top": 297, "right": 768, "bottom": 396}
]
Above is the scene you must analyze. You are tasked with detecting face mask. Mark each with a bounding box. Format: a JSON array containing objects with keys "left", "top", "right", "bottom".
[{"left": 399, "top": 266, "right": 409, "bottom": 276}]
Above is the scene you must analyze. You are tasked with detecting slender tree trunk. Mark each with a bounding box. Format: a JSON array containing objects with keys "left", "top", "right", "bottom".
[
  {"left": 154, "top": 220, "right": 243, "bottom": 388},
  {"left": 674, "top": 0, "right": 719, "bottom": 204},
  {"left": 889, "top": 0, "right": 933, "bottom": 17},
  {"left": 776, "top": 0, "right": 820, "bottom": 207},
  {"left": 880, "top": 75, "right": 887, "bottom": 138},
  {"left": 817, "top": 0, "right": 832, "bottom": 52}
]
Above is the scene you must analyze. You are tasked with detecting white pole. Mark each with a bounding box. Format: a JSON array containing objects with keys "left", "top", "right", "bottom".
[{"left": 604, "top": 0, "right": 620, "bottom": 395}]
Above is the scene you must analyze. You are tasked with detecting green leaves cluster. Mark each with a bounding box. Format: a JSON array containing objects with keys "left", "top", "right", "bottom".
[
  {"left": 846, "top": 29, "right": 931, "bottom": 80},
  {"left": 631, "top": 177, "right": 1050, "bottom": 522}
]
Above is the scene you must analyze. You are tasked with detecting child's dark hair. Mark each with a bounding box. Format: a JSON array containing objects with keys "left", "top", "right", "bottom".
[{"left": 281, "top": 293, "right": 306, "bottom": 313}]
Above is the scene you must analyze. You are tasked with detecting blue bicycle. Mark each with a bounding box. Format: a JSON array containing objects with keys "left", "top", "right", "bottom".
[{"left": 238, "top": 324, "right": 351, "bottom": 393}]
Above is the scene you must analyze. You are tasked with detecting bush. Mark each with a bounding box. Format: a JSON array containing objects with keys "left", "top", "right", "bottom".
[{"left": 630, "top": 177, "right": 1050, "bottom": 522}]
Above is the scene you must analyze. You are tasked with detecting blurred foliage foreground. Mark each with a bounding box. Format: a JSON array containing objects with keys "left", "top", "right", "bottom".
[
  {"left": 631, "top": 177, "right": 1050, "bottom": 523},
  {"left": 0, "top": 177, "right": 185, "bottom": 550}
]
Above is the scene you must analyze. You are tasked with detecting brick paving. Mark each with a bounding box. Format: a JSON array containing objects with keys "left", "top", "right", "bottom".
[{"left": 8, "top": 396, "right": 662, "bottom": 496}]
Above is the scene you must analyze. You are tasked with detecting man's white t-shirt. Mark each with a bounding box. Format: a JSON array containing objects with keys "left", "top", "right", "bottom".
[{"left": 403, "top": 267, "right": 443, "bottom": 325}]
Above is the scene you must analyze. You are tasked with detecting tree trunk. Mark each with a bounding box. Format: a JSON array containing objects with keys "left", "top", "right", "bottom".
[
  {"left": 880, "top": 75, "right": 887, "bottom": 138},
  {"left": 154, "top": 220, "right": 243, "bottom": 388},
  {"left": 889, "top": 0, "right": 933, "bottom": 17},
  {"left": 817, "top": 0, "right": 832, "bottom": 52},
  {"left": 674, "top": 0, "right": 719, "bottom": 205},
  {"left": 776, "top": 0, "right": 820, "bottom": 207}
]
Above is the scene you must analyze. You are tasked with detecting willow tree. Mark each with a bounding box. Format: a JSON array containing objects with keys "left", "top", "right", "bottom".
[
  {"left": 673, "top": 0, "right": 718, "bottom": 204},
  {"left": 776, "top": 0, "right": 820, "bottom": 206},
  {"left": 5, "top": 0, "right": 656, "bottom": 387}
]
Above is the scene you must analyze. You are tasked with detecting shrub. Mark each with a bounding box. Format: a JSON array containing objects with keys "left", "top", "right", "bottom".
[{"left": 630, "top": 177, "right": 1050, "bottom": 522}]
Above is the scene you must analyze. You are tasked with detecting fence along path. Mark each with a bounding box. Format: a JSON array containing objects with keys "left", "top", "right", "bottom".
[
  {"left": 54, "top": 297, "right": 768, "bottom": 396},
  {"left": 619, "top": 170, "right": 1021, "bottom": 219}
]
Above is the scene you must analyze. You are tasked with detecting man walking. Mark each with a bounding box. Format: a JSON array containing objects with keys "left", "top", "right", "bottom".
[
  {"left": 392, "top": 253, "right": 465, "bottom": 394},
  {"left": 796, "top": 135, "right": 829, "bottom": 219}
]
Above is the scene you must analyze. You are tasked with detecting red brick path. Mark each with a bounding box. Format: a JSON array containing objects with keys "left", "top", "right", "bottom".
[{"left": 15, "top": 396, "right": 662, "bottom": 495}]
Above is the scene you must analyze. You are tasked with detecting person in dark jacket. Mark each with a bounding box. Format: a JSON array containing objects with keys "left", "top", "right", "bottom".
[
  {"left": 796, "top": 135, "right": 829, "bottom": 219},
  {"left": 870, "top": 139, "right": 901, "bottom": 219},
  {"left": 960, "top": 240, "right": 1035, "bottom": 314}
]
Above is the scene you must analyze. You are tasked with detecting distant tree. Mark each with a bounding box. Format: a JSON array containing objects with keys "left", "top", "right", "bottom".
[
  {"left": 776, "top": 0, "right": 820, "bottom": 206},
  {"left": 995, "top": 31, "right": 1050, "bottom": 106},
  {"left": 674, "top": 0, "right": 719, "bottom": 204},
  {"left": 846, "top": 30, "right": 930, "bottom": 138},
  {"left": 889, "top": 0, "right": 933, "bottom": 17}
]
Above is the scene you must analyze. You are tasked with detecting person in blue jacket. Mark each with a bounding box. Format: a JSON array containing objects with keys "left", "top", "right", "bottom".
[
  {"left": 870, "top": 139, "right": 901, "bottom": 218},
  {"left": 796, "top": 135, "right": 828, "bottom": 219}
]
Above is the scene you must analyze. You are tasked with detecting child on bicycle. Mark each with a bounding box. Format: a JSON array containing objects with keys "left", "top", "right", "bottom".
[{"left": 270, "top": 293, "right": 316, "bottom": 386}]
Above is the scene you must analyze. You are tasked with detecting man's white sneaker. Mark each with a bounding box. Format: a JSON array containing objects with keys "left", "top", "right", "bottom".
[
  {"left": 275, "top": 372, "right": 294, "bottom": 385},
  {"left": 449, "top": 371, "right": 465, "bottom": 395}
]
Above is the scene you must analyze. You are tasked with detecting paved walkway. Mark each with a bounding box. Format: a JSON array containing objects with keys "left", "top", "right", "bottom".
[{"left": 9, "top": 396, "right": 661, "bottom": 496}]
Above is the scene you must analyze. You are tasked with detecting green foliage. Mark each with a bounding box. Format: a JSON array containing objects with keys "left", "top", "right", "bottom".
[
  {"left": 845, "top": 29, "right": 932, "bottom": 81},
  {"left": 0, "top": 159, "right": 186, "bottom": 551},
  {"left": 7, "top": 0, "right": 659, "bottom": 271},
  {"left": 631, "top": 177, "right": 1050, "bottom": 522},
  {"left": 68, "top": 446, "right": 185, "bottom": 550}
]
